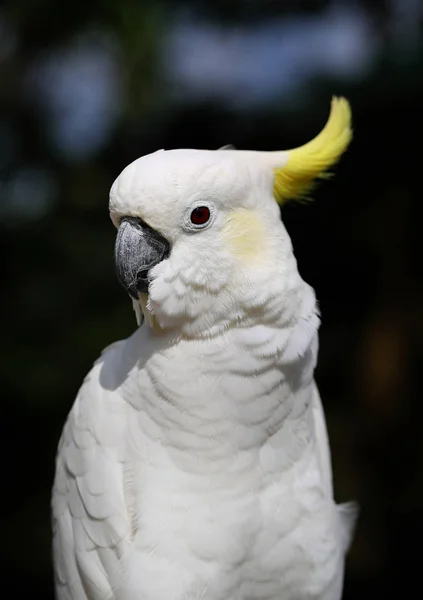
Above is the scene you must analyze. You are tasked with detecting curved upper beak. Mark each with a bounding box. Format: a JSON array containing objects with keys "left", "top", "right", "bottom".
[{"left": 114, "top": 217, "right": 170, "bottom": 299}]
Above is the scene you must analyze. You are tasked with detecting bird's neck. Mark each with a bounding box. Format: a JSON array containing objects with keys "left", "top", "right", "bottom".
[{"left": 123, "top": 278, "right": 319, "bottom": 474}]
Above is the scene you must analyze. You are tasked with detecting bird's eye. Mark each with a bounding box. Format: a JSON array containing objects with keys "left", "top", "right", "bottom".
[{"left": 190, "top": 206, "right": 211, "bottom": 226}]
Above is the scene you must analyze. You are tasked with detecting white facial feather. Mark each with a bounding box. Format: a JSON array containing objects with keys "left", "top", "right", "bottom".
[
  {"left": 109, "top": 149, "right": 298, "bottom": 336},
  {"left": 109, "top": 149, "right": 276, "bottom": 231}
]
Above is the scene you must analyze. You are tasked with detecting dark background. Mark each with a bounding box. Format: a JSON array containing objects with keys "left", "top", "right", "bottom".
[{"left": 1, "top": 0, "right": 422, "bottom": 597}]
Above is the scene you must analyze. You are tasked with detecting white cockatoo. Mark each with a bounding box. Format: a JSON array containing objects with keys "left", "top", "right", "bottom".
[{"left": 52, "top": 97, "right": 356, "bottom": 600}]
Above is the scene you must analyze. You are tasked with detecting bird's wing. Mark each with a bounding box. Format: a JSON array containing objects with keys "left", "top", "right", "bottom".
[{"left": 52, "top": 340, "right": 132, "bottom": 600}]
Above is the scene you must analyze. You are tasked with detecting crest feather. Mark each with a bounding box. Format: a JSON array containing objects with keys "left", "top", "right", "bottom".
[{"left": 273, "top": 96, "right": 352, "bottom": 204}]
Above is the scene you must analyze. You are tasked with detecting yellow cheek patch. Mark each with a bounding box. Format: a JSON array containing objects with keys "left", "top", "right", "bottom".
[{"left": 223, "top": 209, "right": 265, "bottom": 260}]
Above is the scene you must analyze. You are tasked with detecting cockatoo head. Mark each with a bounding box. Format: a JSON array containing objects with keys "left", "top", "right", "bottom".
[{"left": 109, "top": 97, "right": 352, "bottom": 336}]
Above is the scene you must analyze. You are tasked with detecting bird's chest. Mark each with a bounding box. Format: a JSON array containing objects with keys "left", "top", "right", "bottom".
[
  {"left": 119, "top": 435, "right": 339, "bottom": 600},
  {"left": 124, "top": 326, "right": 315, "bottom": 461},
  {"left": 117, "top": 329, "right": 339, "bottom": 599}
]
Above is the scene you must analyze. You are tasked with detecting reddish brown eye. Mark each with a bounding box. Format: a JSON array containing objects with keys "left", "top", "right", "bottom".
[{"left": 190, "top": 206, "right": 211, "bottom": 226}]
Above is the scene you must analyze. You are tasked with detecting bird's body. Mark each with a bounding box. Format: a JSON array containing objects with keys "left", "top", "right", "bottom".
[{"left": 52, "top": 98, "right": 356, "bottom": 599}]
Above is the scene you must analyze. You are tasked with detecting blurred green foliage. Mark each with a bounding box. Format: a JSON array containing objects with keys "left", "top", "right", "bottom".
[{"left": 1, "top": 1, "right": 422, "bottom": 598}]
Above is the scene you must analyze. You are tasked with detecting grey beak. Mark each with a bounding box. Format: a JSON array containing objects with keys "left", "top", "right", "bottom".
[{"left": 115, "top": 217, "right": 170, "bottom": 299}]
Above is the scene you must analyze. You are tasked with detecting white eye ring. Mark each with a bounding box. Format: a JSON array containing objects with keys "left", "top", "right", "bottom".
[{"left": 182, "top": 201, "right": 216, "bottom": 232}]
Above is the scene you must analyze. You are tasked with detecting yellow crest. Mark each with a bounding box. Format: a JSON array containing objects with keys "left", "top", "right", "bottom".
[{"left": 273, "top": 96, "right": 352, "bottom": 204}]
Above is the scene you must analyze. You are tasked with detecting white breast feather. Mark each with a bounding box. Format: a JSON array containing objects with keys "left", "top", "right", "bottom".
[{"left": 52, "top": 281, "right": 356, "bottom": 600}]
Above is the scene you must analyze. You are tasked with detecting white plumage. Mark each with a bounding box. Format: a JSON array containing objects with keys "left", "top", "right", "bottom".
[{"left": 52, "top": 98, "right": 356, "bottom": 599}]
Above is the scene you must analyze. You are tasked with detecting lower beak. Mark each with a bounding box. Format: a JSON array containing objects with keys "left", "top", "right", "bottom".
[{"left": 114, "top": 217, "right": 170, "bottom": 299}]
